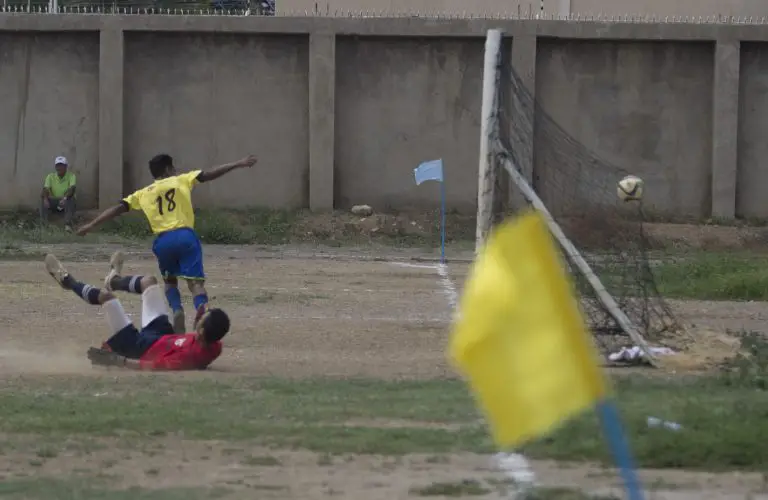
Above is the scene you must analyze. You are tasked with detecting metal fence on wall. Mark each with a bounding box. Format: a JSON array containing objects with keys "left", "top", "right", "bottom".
[
  {"left": 2, "top": 6, "right": 768, "bottom": 23},
  {"left": 4, "top": 3, "right": 768, "bottom": 22},
  {"left": 0, "top": 0, "right": 273, "bottom": 13}
]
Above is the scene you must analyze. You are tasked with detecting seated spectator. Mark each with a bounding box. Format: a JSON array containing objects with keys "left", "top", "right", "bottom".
[{"left": 41, "top": 156, "right": 76, "bottom": 231}]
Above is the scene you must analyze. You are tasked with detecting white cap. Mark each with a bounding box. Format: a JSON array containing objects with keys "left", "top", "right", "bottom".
[{"left": 54, "top": 156, "right": 68, "bottom": 166}]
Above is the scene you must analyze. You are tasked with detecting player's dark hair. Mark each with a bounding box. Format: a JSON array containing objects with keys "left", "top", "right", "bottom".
[
  {"left": 201, "top": 308, "right": 230, "bottom": 343},
  {"left": 148, "top": 154, "right": 174, "bottom": 179}
]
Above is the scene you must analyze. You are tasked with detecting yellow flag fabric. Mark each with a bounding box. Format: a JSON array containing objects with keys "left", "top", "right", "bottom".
[{"left": 449, "top": 210, "right": 607, "bottom": 449}]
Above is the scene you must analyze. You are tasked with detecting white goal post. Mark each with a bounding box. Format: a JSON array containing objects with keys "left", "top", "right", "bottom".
[
  {"left": 475, "top": 29, "right": 658, "bottom": 365},
  {"left": 475, "top": 29, "right": 503, "bottom": 253}
]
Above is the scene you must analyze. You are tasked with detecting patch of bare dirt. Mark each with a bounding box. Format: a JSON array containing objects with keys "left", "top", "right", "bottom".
[
  {"left": 653, "top": 298, "right": 768, "bottom": 372},
  {"left": 0, "top": 245, "right": 765, "bottom": 498},
  {"left": 0, "top": 436, "right": 766, "bottom": 499},
  {"left": 291, "top": 212, "right": 768, "bottom": 253},
  {"left": 655, "top": 328, "right": 742, "bottom": 373},
  {"left": 0, "top": 247, "right": 754, "bottom": 377},
  {"left": 0, "top": 256, "right": 463, "bottom": 379},
  {"left": 0, "top": 347, "right": 93, "bottom": 376},
  {"left": 293, "top": 211, "right": 476, "bottom": 243}
]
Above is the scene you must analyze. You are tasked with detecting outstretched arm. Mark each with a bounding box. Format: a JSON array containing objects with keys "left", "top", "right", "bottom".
[
  {"left": 197, "top": 155, "right": 257, "bottom": 183},
  {"left": 76, "top": 203, "right": 128, "bottom": 236}
]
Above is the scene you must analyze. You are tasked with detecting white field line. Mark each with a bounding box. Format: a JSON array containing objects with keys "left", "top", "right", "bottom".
[
  {"left": 390, "top": 263, "right": 536, "bottom": 494},
  {"left": 388, "top": 262, "right": 440, "bottom": 270},
  {"left": 437, "top": 263, "right": 459, "bottom": 313},
  {"left": 390, "top": 261, "right": 459, "bottom": 319}
]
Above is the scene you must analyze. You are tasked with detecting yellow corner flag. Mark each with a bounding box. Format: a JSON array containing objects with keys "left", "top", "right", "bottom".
[{"left": 449, "top": 210, "right": 607, "bottom": 449}]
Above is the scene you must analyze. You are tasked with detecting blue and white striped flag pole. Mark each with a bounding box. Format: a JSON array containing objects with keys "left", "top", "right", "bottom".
[{"left": 414, "top": 159, "right": 446, "bottom": 264}]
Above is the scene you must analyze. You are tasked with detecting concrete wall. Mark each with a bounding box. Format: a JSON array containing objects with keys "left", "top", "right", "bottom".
[
  {"left": 737, "top": 42, "right": 768, "bottom": 219},
  {"left": 0, "top": 33, "right": 99, "bottom": 209},
  {"left": 534, "top": 40, "right": 714, "bottom": 217},
  {"left": 0, "top": 15, "right": 766, "bottom": 218},
  {"left": 334, "top": 36, "right": 485, "bottom": 212},
  {"left": 123, "top": 33, "right": 309, "bottom": 208}
]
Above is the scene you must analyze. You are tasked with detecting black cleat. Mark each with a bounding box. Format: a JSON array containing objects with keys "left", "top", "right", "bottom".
[
  {"left": 87, "top": 347, "right": 127, "bottom": 368},
  {"left": 104, "top": 250, "right": 125, "bottom": 291},
  {"left": 45, "top": 254, "right": 71, "bottom": 289},
  {"left": 173, "top": 310, "right": 186, "bottom": 334}
]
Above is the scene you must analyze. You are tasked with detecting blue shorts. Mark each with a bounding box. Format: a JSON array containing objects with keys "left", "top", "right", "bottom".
[
  {"left": 152, "top": 228, "right": 205, "bottom": 280},
  {"left": 105, "top": 315, "right": 175, "bottom": 359}
]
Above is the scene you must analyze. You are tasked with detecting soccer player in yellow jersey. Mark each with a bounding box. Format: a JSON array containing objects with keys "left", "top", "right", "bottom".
[{"left": 76, "top": 153, "right": 257, "bottom": 333}]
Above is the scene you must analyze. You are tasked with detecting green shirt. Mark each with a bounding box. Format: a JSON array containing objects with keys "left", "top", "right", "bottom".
[{"left": 43, "top": 172, "right": 76, "bottom": 199}]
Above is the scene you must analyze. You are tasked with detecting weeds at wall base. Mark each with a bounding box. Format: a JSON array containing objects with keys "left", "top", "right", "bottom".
[
  {"left": 0, "top": 208, "right": 477, "bottom": 248},
  {"left": 718, "top": 331, "right": 768, "bottom": 390}
]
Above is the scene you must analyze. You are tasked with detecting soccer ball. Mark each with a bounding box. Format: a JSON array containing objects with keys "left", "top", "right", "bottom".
[{"left": 617, "top": 175, "right": 644, "bottom": 202}]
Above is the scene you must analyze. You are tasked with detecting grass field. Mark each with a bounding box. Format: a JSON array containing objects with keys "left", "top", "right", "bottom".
[
  {"left": 1, "top": 213, "right": 768, "bottom": 499},
  {"left": 0, "top": 375, "right": 766, "bottom": 467}
]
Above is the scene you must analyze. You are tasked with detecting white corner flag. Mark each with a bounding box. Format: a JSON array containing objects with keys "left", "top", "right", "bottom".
[
  {"left": 414, "top": 159, "right": 444, "bottom": 186},
  {"left": 414, "top": 159, "right": 447, "bottom": 263}
]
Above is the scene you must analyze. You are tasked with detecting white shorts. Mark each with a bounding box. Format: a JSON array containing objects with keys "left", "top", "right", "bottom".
[
  {"left": 103, "top": 284, "right": 169, "bottom": 333},
  {"left": 140, "top": 284, "right": 170, "bottom": 328}
]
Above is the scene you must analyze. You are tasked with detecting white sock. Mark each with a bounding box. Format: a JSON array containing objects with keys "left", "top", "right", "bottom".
[{"left": 103, "top": 298, "right": 132, "bottom": 333}]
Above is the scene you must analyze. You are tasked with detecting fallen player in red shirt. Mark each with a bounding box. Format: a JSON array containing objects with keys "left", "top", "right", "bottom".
[{"left": 44, "top": 251, "right": 229, "bottom": 370}]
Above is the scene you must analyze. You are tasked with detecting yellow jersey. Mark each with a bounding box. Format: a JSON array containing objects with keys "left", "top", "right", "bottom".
[{"left": 122, "top": 170, "right": 201, "bottom": 235}]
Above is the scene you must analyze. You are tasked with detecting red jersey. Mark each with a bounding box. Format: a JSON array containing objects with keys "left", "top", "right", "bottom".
[{"left": 139, "top": 333, "right": 222, "bottom": 371}]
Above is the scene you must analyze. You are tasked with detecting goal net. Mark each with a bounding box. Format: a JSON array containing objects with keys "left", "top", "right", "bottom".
[{"left": 478, "top": 31, "right": 679, "bottom": 362}]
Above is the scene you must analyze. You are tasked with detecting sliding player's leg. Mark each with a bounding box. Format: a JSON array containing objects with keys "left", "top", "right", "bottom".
[
  {"left": 104, "top": 250, "right": 149, "bottom": 294},
  {"left": 44, "top": 254, "right": 141, "bottom": 357},
  {"left": 100, "top": 257, "right": 173, "bottom": 361},
  {"left": 139, "top": 277, "right": 174, "bottom": 331},
  {"left": 102, "top": 251, "right": 176, "bottom": 336},
  {"left": 45, "top": 254, "right": 114, "bottom": 307},
  {"left": 103, "top": 273, "right": 172, "bottom": 358},
  {"left": 151, "top": 233, "right": 186, "bottom": 333}
]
